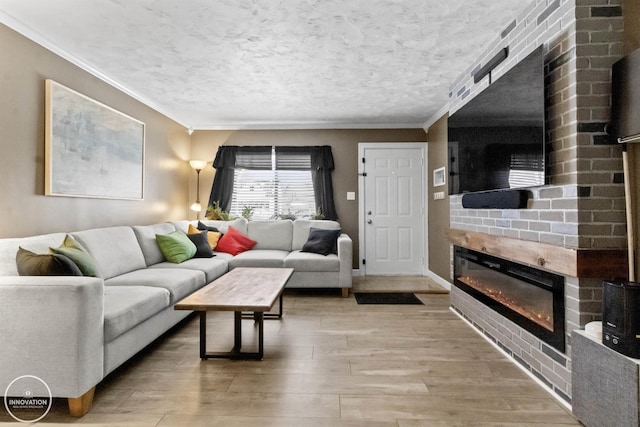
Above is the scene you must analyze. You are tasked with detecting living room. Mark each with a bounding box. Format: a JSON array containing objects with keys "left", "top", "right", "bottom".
[{"left": 1, "top": 0, "right": 639, "bottom": 425}]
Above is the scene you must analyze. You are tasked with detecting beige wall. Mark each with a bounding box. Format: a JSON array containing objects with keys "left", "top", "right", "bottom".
[
  {"left": 191, "top": 129, "right": 427, "bottom": 267},
  {"left": 624, "top": 0, "right": 640, "bottom": 54},
  {"left": 0, "top": 24, "right": 192, "bottom": 238},
  {"left": 425, "top": 115, "right": 451, "bottom": 281}
]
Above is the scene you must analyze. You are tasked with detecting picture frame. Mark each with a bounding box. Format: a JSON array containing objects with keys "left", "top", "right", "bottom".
[
  {"left": 433, "top": 166, "right": 446, "bottom": 187},
  {"left": 45, "top": 79, "right": 145, "bottom": 200}
]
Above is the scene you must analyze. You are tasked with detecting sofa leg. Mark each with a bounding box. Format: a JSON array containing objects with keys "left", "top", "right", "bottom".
[
  {"left": 68, "top": 387, "right": 95, "bottom": 417},
  {"left": 341, "top": 288, "right": 349, "bottom": 298}
]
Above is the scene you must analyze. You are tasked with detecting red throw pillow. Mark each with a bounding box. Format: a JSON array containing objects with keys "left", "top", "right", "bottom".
[{"left": 215, "top": 226, "right": 257, "bottom": 255}]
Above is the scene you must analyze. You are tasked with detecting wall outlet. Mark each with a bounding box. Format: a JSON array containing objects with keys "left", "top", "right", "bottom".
[
  {"left": 434, "top": 191, "right": 446, "bottom": 200},
  {"left": 347, "top": 192, "right": 356, "bottom": 201}
]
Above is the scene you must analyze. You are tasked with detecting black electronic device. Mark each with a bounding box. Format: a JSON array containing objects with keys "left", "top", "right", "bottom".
[
  {"left": 448, "top": 46, "right": 545, "bottom": 195},
  {"left": 602, "top": 280, "right": 640, "bottom": 358},
  {"left": 461, "top": 189, "right": 529, "bottom": 209}
]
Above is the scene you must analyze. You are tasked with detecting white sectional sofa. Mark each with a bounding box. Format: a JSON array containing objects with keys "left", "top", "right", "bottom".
[{"left": 0, "top": 218, "right": 351, "bottom": 416}]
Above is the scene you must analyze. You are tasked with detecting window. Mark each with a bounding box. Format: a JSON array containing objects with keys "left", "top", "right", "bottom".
[
  {"left": 208, "top": 145, "right": 338, "bottom": 220},
  {"left": 229, "top": 148, "right": 316, "bottom": 220}
]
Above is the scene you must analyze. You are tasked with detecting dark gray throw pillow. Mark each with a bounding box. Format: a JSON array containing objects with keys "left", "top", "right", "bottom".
[
  {"left": 16, "top": 247, "right": 83, "bottom": 276},
  {"left": 187, "top": 231, "right": 215, "bottom": 258},
  {"left": 301, "top": 228, "right": 340, "bottom": 256},
  {"left": 197, "top": 221, "right": 220, "bottom": 233}
]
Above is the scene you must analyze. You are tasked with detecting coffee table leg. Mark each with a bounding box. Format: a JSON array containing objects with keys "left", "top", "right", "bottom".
[
  {"left": 199, "top": 311, "right": 207, "bottom": 359},
  {"left": 233, "top": 311, "right": 242, "bottom": 353},
  {"left": 256, "top": 312, "right": 264, "bottom": 359}
]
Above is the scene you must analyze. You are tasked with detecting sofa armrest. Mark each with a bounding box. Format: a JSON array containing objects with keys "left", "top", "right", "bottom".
[
  {"left": 0, "top": 276, "right": 105, "bottom": 398},
  {"left": 337, "top": 234, "right": 353, "bottom": 287}
]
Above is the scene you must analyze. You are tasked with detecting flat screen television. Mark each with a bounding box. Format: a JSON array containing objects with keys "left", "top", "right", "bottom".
[{"left": 448, "top": 46, "right": 546, "bottom": 195}]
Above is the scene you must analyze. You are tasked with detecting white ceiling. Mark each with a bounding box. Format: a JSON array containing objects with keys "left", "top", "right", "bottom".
[{"left": 0, "top": 0, "right": 532, "bottom": 130}]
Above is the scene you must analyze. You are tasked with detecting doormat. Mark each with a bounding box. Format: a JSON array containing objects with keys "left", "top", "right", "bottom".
[{"left": 354, "top": 292, "right": 423, "bottom": 305}]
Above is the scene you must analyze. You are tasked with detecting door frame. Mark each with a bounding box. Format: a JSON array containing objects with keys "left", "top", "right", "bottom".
[{"left": 357, "top": 142, "right": 428, "bottom": 276}]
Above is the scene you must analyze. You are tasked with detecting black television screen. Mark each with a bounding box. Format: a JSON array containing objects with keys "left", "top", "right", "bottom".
[{"left": 448, "top": 46, "right": 545, "bottom": 195}]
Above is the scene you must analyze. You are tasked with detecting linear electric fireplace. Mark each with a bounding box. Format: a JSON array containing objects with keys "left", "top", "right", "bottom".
[{"left": 454, "top": 246, "right": 565, "bottom": 352}]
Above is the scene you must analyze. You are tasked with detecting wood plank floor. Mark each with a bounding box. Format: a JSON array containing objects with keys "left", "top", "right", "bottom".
[{"left": 0, "top": 282, "right": 581, "bottom": 426}]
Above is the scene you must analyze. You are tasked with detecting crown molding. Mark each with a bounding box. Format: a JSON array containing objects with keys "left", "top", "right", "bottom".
[
  {"left": 191, "top": 121, "right": 427, "bottom": 131},
  {"left": 422, "top": 102, "right": 450, "bottom": 132}
]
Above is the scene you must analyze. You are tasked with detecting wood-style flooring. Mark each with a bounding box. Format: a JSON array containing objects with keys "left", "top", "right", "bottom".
[{"left": 0, "top": 278, "right": 581, "bottom": 426}]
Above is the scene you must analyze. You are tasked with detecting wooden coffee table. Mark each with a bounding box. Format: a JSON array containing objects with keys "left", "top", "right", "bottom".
[{"left": 175, "top": 267, "right": 293, "bottom": 360}]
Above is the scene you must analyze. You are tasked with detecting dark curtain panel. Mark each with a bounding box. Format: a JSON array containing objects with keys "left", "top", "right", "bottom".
[
  {"left": 310, "top": 146, "right": 338, "bottom": 221},
  {"left": 275, "top": 146, "right": 338, "bottom": 220},
  {"left": 208, "top": 146, "right": 271, "bottom": 211},
  {"left": 208, "top": 146, "right": 236, "bottom": 211}
]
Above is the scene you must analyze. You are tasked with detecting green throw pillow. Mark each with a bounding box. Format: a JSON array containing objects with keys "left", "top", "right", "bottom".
[
  {"left": 156, "top": 231, "right": 197, "bottom": 263},
  {"left": 16, "top": 247, "right": 83, "bottom": 276},
  {"left": 50, "top": 235, "right": 101, "bottom": 277}
]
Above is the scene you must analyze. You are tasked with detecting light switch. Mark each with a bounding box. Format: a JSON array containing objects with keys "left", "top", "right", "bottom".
[
  {"left": 347, "top": 192, "right": 356, "bottom": 201},
  {"left": 434, "top": 191, "right": 446, "bottom": 200}
]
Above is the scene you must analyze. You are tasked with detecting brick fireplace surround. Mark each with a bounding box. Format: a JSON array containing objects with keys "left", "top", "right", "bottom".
[{"left": 443, "top": 0, "right": 625, "bottom": 404}]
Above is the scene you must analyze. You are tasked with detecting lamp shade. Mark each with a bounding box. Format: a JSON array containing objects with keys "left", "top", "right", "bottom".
[{"left": 189, "top": 160, "right": 207, "bottom": 171}]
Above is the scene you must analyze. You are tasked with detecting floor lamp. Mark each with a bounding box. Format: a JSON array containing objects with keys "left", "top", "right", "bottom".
[{"left": 189, "top": 160, "right": 207, "bottom": 219}]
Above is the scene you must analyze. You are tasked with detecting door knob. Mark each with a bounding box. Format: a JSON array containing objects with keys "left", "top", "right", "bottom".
[
  {"left": 367, "top": 211, "right": 372, "bottom": 215},
  {"left": 367, "top": 219, "right": 372, "bottom": 224}
]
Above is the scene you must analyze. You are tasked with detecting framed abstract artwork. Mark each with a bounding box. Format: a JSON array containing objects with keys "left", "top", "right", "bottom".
[{"left": 45, "top": 79, "right": 145, "bottom": 199}]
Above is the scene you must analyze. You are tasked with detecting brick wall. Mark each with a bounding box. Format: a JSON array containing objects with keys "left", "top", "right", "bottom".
[{"left": 444, "top": 0, "right": 625, "bottom": 403}]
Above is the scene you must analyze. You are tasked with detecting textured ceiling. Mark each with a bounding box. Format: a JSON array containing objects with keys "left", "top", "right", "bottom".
[{"left": 0, "top": 0, "right": 532, "bottom": 129}]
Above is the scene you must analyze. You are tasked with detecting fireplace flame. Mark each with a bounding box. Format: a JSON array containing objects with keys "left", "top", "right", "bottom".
[{"left": 459, "top": 275, "right": 553, "bottom": 331}]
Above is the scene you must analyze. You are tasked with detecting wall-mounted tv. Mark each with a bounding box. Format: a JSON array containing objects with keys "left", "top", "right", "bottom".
[{"left": 448, "top": 46, "right": 546, "bottom": 195}]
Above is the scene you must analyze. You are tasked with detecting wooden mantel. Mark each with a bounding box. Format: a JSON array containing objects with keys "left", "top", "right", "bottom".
[{"left": 447, "top": 228, "right": 628, "bottom": 279}]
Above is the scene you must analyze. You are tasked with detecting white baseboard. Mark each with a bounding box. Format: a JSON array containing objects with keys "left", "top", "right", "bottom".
[
  {"left": 425, "top": 270, "right": 452, "bottom": 291},
  {"left": 351, "top": 268, "right": 451, "bottom": 291}
]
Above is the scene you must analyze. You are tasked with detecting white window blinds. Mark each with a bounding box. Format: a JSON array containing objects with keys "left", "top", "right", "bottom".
[{"left": 230, "top": 148, "right": 316, "bottom": 220}]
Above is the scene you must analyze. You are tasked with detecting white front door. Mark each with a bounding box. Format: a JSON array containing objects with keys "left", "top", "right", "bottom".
[{"left": 359, "top": 143, "right": 427, "bottom": 275}]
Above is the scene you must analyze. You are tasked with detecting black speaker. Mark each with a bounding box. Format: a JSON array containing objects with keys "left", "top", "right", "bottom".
[
  {"left": 461, "top": 189, "right": 529, "bottom": 209},
  {"left": 603, "top": 280, "right": 640, "bottom": 358}
]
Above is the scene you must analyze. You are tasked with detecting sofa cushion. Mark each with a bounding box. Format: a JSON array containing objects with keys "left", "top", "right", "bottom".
[
  {"left": 103, "top": 285, "right": 170, "bottom": 342},
  {"left": 301, "top": 228, "right": 340, "bottom": 256},
  {"left": 132, "top": 223, "right": 177, "bottom": 266},
  {"left": 284, "top": 251, "right": 340, "bottom": 272},
  {"left": 228, "top": 250, "right": 289, "bottom": 269},
  {"left": 50, "top": 235, "right": 101, "bottom": 277},
  {"left": 150, "top": 257, "right": 228, "bottom": 283},
  {"left": 211, "top": 251, "right": 234, "bottom": 262},
  {"left": 292, "top": 219, "right": 341, "bottom": 251},
  {"left": 216, "top": 226, "right": 257, "bottom": 256},
  {"left": 170, "top": 220, "right": 192, "bottom": 234},
  {"left": 0, "top": 233, "right": 67, "bottom": 276},
  {"left": 248, "top": 220, "right": 293, "bottom": 251},
  {"left": 156, "top": 231, "right": 197, "bottom": 263},
  {"left": 105, "top": 268, "right": 205, "bottom": 304},
  {"left": 16, "top": 247, "right": 82, "bottom": 276},
  {"left": 71, "top": 226, "right": 147, "bottom": 280}
]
